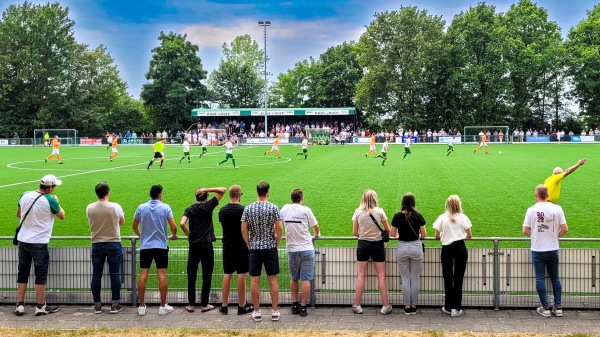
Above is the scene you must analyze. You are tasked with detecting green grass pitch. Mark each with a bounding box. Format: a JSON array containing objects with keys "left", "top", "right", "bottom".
[{"left": 0, "top": 142, "right": 597, "bottom": 248}]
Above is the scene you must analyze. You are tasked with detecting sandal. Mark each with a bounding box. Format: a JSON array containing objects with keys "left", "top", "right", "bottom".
[
  {"left": 200, "top": 304, "right": 215, "bottom": 312},
  {"left": 185, "top": 305, "right": 195, "bottom": 313}
]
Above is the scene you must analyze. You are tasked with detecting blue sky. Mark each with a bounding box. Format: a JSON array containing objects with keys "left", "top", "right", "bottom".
[{"left": 2, "top": 0, "right": 597, "bottom": 99}]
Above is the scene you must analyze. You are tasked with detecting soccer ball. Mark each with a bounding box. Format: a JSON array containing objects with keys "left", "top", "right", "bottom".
[{"left": 498, "top": 151, "right": 502, "bottom": 155}]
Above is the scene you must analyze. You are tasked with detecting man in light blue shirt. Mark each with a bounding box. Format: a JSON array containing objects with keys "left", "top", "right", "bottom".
[{"left": 132, "top": 184, "right": 177, "bottom": 316}]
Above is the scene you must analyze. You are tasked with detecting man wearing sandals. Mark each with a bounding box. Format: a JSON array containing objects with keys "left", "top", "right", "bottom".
[{"left": 179, "top": 186, "right": 226, "bottom": 313}]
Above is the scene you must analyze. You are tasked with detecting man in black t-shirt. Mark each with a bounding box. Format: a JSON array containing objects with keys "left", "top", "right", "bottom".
[
  {"left": 179, "top": 186, "right": 225, "bottom": 313},
  {"left": 217, "top": 185, "right": 253, "bottom": 315}
]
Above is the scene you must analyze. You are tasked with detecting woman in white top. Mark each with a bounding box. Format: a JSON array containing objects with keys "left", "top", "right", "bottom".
[
  {"left": 433, "top": 195, "right": 472, "bottom": 317},
  {"left": 351, "top": 189, "right": 392, "bottom": 315}
]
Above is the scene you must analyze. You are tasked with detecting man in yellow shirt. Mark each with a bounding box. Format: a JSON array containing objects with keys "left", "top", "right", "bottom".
[
  {"left": 147, "top": 139, "right": 166, "bottom": 170},
  {"left": 544, "top": 158, "right": 586, "bottom": 203}
]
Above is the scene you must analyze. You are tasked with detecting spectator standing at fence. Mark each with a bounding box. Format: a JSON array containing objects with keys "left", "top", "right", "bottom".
[
  {"left": 218, "top": 185, "right": 254, "bottom": 315},
  {"left": 14, "top": 174, "right": 65, "bottom": 316},
  {"left": 241, "top": 181, "right": 283, "bottom": 322},
  {"left": 390, "top": 192, "right": 426, "bottom": 315},
  {"left": 433, "top": 195, "right": 472, "bottom": 317},
  {"left": 44, "top": 135, "right": 63, "bottom": 164},
  {"left": 352, "top": 189, "right": 392, "bottom": 315},
  {"left": 523, "top": 184, "right": 568, "bottom": 318},
  {"left": 179, "top": 186, "right": 225, "bottom": 313},
  {"left": 132, "top": 184, "right": 178, "bottom": 316},
  {"left": 543, "top": 158, "right": 586, "bottom": 203},
  {"left": 86, "top": 181, "right": 125, "bottom": 314},
  {"left": 280, "top": 188, "right": 320, "bottom": 317}
]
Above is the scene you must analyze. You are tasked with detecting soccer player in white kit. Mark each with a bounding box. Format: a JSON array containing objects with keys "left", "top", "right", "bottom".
[
  {"left": 296, "top": 138, "right": 309, "bottom": 160},
  {"left": 179, "top": 137, "right": 191, "bottom": 163},
  {"left": 217, "top": 138, "right": 237, "bottom": 168}
]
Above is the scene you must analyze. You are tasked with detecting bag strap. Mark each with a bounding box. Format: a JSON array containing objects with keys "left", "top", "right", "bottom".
[
  {"left": 404, "top": 213, "right": 421, "bottom": 240},
  {"left": 369, "top": 213, "right": 386, "bottom": 233},
  {"left": 19, "top": 192, "right": 45, "bottom": 227}
]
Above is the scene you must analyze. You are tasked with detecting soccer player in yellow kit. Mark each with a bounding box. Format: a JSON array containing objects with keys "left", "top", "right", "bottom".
[
  {"left": 264, "top": 136, "right": 281, "bottom": 158},
  {"left": 544, "top": 158, "right": 586, "bottom": 203},
  {"left": 45, "top": 136, "right": 63, "bottom": 164},
  {"left": 147, "top": 139, "right": 166, "bottom": 170},
  {"left": 365, "top": 135, "right": 376, "bottom": 158},
  {"left": 109, "top": 136, "right": 119, "bottom": 161}
]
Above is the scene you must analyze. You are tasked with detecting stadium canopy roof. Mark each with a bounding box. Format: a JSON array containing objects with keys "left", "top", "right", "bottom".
[{"left": 191, "top": 107, "right": 355, "bottom": 117}]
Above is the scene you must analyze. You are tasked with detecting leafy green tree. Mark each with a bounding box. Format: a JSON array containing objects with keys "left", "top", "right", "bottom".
[
  {"left": 141, "top": 31, "right": 208, "bottom": 131},
  {"left": 567, "top": 4, "right": 600, "bottom": 128},
  {"left": 269, "top": 59, "right": 314, "bottom": 108},
  {"left": 308, "top": 42, "right": 363, "bottom": 108},
  {"left": 208, "top": 35, "right": 265, "bottom": 108},
  {"left": 0, "top": 2, "right": 76, "bottom": 136},
  {"left": 499, "top": 0, "right": 564, "bottom": 130},
  {"left": 355, "top": 7, "right": 445, "bottom": 131},
  {"left": 440, "top": 4, "right": 508, "bottom": 128}
]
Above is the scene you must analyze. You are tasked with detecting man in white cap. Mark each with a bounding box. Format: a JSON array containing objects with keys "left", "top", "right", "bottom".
[{"left": 14, "top": 174, "right": 65, "bottom": 316}]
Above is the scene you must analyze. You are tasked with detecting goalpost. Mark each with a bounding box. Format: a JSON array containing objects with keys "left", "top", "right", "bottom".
[
  {"left": 463, "top": 126, "right": 510, "bottom": 144},
  {"left": 33, "top": 129, "right": 78, "bottom": 147}
]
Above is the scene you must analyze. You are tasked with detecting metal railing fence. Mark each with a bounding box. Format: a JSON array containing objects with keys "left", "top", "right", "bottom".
[{"left": 1, "top": 236, "right": 599, "bottom": 310}]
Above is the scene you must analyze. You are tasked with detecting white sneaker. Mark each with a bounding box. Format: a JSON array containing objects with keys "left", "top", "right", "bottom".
[
  {"left": 352, "top": 305, "right": 363, "bottom": 314},
  {"left": 159, "top": 304, "right": 174, "bottom": 315},
  {"left": 451, "top": 309, "right": 463, "bottom": 317},
  {"left": 441, "top": 307, "right": 452, "bottom": 315},
  {"left": 252, "top": 310, "right": 262, "bottom": 322},
  {"left": 137, "top": 305, "right": 146, "bottom": 316},
  {"left": 271, "top": 309, "right": 280, "bottom": 321},
  {"left": 552, "top": 306, "right": 563, "bottom": 317},
  {"left": 14, "top": 304, "right": 25, "bottom": 316},
  {"left": 536, "top": 306, "right": 551, "bottom": 318},
  {"left": 380, "top": 305, "right": 393, "bottom": 315}
]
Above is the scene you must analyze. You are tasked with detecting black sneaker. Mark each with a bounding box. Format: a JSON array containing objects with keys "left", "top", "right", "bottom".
[
  {"left": 110, "top": 304, "right": 124, "bottom": 314},
  {"left": 237, "top": 302, "right": 253, "bottom": 315},
  {"left": 219, "top": 305, "right": 228, "bottom": 315},
  {"left": 299, "top": 305, "right": 308, "bottom": 317},
  {"left": 94, "top": 305, "right": 102, "bottom": 314},
  {"left": 291, "top": 302, "right": 300, "bottom": 314}
]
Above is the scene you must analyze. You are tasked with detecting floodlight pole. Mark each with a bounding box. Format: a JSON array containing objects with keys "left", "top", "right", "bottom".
[{"left": 258, "top": 20, "right": 271, "bottom": 138}]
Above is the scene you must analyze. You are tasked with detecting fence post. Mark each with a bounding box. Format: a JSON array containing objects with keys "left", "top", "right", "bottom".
[
  {"left": 130, "top": 238, "right": 138, "bottom": 307},
  {"left": 492, "top": 238, "right": 501, "bottom": 310},
  {"left": 310, "top": 248, "right": 319, "bottom": 308}
]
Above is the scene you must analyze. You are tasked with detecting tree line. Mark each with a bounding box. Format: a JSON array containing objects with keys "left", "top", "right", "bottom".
[{"left": 1, "top": 1, "right": 600, "bottom": 137}]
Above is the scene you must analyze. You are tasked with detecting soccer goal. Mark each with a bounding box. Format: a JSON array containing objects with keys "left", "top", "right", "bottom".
[
  {"left": 307, "top": 128, "right": 331, "bottom": 145},
  {"left": 463, "top": 126, "right": 509, "bottom": 144},
  {"left": 33, "top": 129, "right": 78, "bottom": 147}
]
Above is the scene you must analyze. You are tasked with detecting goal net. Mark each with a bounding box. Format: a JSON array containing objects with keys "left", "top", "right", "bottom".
[
  {"left": 307, "top": 128, "right": 331, "bottom": 145},
  {"left": 463, "top": 126, "right": 509, "bottom": 144},
  {"left": 33, "top": 129, "right": 78, "bottom": 147}
]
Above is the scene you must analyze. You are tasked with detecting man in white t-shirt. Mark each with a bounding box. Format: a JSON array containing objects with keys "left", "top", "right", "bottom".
[
  {"left": 280, "top": 189, "right": 320, "bottom": 317},
  {"left": 14, "top": 174, "right": 65, "bottom": 316},
  {"left": 522, "top": 184, "right": 568, "bottom": 318}
]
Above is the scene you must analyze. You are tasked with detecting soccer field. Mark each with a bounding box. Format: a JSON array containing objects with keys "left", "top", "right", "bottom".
[{"left": 0, "top": 142, "right": 597, "bottom": 247}]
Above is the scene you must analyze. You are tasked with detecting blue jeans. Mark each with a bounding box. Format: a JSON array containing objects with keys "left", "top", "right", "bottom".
[
  {"left": 288, "top": 250, "right": 315, "bottom": 281},
  {"left": 91, "top": 242, "right": 123, "bottom": 305},
  {"left": 532, "top": 250, "right": 561, "bottom": 309}
]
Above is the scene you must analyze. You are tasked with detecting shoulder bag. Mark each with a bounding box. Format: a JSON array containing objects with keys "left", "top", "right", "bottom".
[
  {"left": 13, "top": 193, "right": 45, "bottom": 246},
  {"left": 404, "top": 213, "right": 425, "bottom": 252},
  {"left": 369, "top": 213, "right": 390, "bottom": 243}
]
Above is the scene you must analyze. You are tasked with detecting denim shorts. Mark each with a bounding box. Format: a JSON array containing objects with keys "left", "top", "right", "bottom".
[
  {"left": 288, "top": 250, "right": 315, "bottom": 281},
  {"left": 17, "top": 242, "right": 50, "bottom": 284}
]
